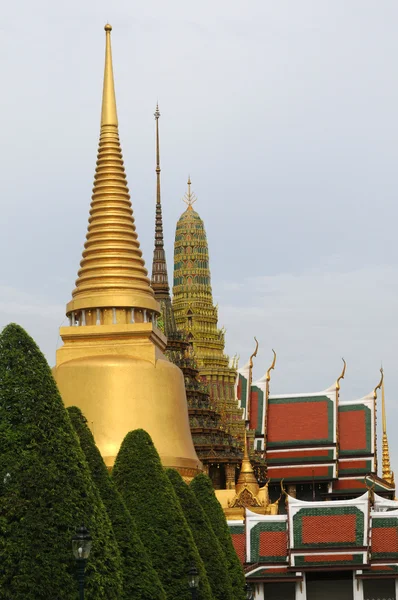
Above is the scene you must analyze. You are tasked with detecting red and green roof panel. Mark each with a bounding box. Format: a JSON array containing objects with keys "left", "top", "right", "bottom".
[
  {"left": 333, "top": 476, "right": 388, "bottom": 495},
  {"left": 338, "top": 458, "right": 374, "bottom": 476},
  {"left": 250, "top": 385, "right": 264, "bottom": 436},
  {"left": 371, "top": 516, "right": 398, "bottom": 560},
  {"left": 339, "top": 402, "right": 373, "bottom": 457},
  {"left": 249, "top": 521, "right": 288, "bottom": 564},
  {"left": 267, "top": 448, "right": 335, "bottom": 465},
  {"left": 292, "top": 553, "right": 366, "bottom": 568},
  {"left": 228, "top": 523, "right": 245, "bottom": 564},
  {"left": 267, "top": 463, "right": 335, "bottom": 482},
  {"left": 291, "top": 505, "right": 366, "bottom": 549},
  {"left": 267, "top": 395, "right": 335, "bottom": 449}
]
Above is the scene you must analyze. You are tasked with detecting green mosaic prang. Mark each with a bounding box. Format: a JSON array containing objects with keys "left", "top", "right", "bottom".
[
  {"left": 267, "top": 449, "right": 335, "bottom": 464},
  {"left": 339, "top": 405, "right": 372, "bottom": 456},
  {"left": 267, "top": 396, "right": 334, "bottom": 448},
  {"left": 293, "top": 506, "right": 365, "bottom": 548},
  {"left": 251, "top": 385, "right": 264, "bottom": 436},
  {"left": 239, "top": 374, "right": 247, "bottom": 411},
  {"left": 250, "top": 521, "right": 287, "bottom": 563},
  {"left": 295, "top": 554, "right": 364, "bottom": 567}
]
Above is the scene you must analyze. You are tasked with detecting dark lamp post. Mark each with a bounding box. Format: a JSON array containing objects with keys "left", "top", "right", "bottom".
[
  {"left": 244, "top": 582, "right": 254, "bottom": 600},
  {"left": 72, "top": 525, "right": 92, "bottom": 600},
  {"left": 188, "top": 564, "right": 200, "bottom": 599}
]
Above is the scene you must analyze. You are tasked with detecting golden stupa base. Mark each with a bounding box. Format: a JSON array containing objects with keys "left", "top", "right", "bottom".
[{"left": 54, "top": 322, "right": 202, "bottom": 476}]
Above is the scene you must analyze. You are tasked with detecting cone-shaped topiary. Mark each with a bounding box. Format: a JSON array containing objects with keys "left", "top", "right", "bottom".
[
  {"left": 112, "top": 429, "right": 214, "bottom": 600},
  {"left": 67, "top": 406, "right": 166, "bottom": 600},
  {"left": 0, "top": 323, "right": 123, "bottom": 600},
  {"left": 167, "top": 469, "right": 234, "bottom": 600},
  {"left": 190, "top": 473, "right": 246, "bottom": 600}
]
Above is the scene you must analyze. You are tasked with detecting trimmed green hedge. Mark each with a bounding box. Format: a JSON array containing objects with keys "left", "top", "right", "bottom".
[
  {"left": 68, "top": 406, "right": 166, "bottom": 600},
  {"left": 0, "top": 323, "right": 123, "bottom": 599},
  {"left": 190, "top": 473, "right": 246, "bottom": 600},
  {"left": 112, "top": 429, "right": 213, "bottom": 600},
  {"left": 167, "top": 469, "right": 234, "bottom": 600}
]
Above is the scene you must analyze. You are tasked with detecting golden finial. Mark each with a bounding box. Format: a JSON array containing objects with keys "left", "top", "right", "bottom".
[
  {"left": 249, "top": 337, "right": 259, "bottom": 370},
  {"left": 266, "top": 349, "right": 276, "bottom": 382},
  {"left": 183, "top": 176, "right": 197, "bottom": 208},
  {"left": 373, "top": 367, "right": 383, "bottom": 400},
  {"left": 381, "top": 369, "right": 394, "bottom": 485},
  {"left": 101, "top": 24, "right": 118, "bottom": 127},
  {"left": 336, "top": 358, "right": 346, "bottom": 391}
]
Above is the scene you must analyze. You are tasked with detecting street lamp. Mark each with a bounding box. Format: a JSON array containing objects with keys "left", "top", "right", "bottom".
[
  {"left": 244, "top": 582, "right": 254, "bottom": 600},
  {"left": 188, "top": 564, "right": 200, "bottom": 599},
  {"left": 72, "top": 524, "right": 92, "bottom": 600}
]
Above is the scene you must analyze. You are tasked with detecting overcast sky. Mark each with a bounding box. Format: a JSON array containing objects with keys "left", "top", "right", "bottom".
[{"left": 1, "top": 1, "right": 398, "bottom": 466}]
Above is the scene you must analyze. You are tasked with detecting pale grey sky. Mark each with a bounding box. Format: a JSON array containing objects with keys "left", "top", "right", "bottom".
[{"left": 1, "top": 1, "right": 398, "bottom": 465}]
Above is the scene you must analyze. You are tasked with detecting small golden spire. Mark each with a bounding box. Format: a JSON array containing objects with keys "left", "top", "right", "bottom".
[
  {"left": 236, "top": 429, "right": 259, "bottom": 495},
  {"left": 183, "top": 176, "right": 197, "bottom": 209},
  {"left": 101, "top": 24, "right": 118, "bottom": 127},
  {"left": 381, "top": 370, "right": 394, "bottom": 485}
]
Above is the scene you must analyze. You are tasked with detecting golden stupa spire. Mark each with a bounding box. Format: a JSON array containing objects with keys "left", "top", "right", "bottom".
[
  {"left": 67, "top": 24, "right": 158, "bottom": 318},
  {"left": 101, "top": 24, "right": 118, "bottom": 127},
  {"left": 381, "top": 370, "right": 394, "bottom": 485}
]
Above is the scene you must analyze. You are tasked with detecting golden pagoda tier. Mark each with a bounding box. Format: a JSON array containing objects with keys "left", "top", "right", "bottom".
[
  {"left": 172, "top": 180, "right": 246, "bottom": 449},
  {"left": 150, "top": 109, "right": 241, "bottom": 488}
]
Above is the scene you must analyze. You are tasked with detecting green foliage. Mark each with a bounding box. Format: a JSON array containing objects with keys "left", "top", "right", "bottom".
[
  {"left": 0, "top": 323, "right": 123, "bottom": 600},
  {"left": 67, "top": 406, "right": 166, "bottom": 600},
  {"left": 190, "top": 473, "right": 246, "bottom": 600},
  {"left": 166, "top": 469, "right": 234, "bottom": 600},
  {"left": 112, "top": 429, "right": 213, "bottom": 600}
]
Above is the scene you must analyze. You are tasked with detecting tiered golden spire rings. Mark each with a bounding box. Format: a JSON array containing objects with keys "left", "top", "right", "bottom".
[
  {"left": 183, "top": 176, "right": 197, "bottom": 208},
  {"left": 381, "top": 370, "right": 394, "bottom": 485},
  {"left": 67, "top": 24, "right": 159, "bottom": 316}
]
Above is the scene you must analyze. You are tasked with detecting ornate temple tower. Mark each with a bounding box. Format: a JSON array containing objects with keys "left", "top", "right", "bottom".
[
  {"left": 150, "top": 111, "right": 241, "bottom": 488},
  {"left": 54, "top": 25, "right": 201, "bottom": 477},
  {"left": 172, "top": 180, "right": 245, "bottom": 447}
]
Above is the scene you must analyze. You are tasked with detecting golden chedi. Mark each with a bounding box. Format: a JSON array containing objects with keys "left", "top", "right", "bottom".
[{"left": 54, "top": 25, "right": 201, "bottom": 476}]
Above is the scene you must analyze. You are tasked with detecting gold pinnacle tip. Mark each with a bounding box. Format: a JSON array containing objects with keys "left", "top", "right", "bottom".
[{"left": 105, "top": 24, "right": 112, "bottom": 32}]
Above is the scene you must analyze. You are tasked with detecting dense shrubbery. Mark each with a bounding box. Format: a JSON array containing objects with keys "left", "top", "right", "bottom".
[
  {"left": 0, "top": 324, "right": 123, "bottom": 600},
  {"left": 167, "top": 468, "right": 234, "bottom": 600},
  {"left": 191, "top": 473, "right": 246, "bottom": 600},
  {"left": 68, "top": 406, "right": 166, "bottom": 600},
  {"left": 112, "top": 429, "right": 213, "bottom": 600}
]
